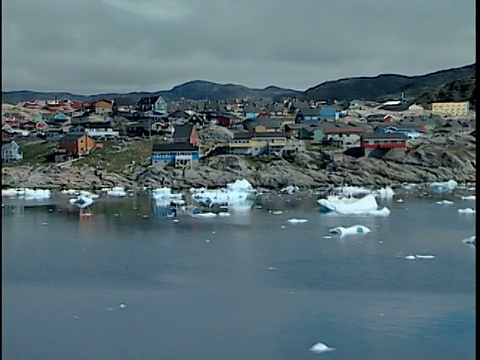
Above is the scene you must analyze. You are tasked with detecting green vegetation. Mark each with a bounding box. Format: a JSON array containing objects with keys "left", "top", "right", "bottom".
[
  {"left": 72, "top": 140, "right": 152, "bottom": 173},
  {"left": 20, "top": 141, "right": 56, "bottom": 166}
]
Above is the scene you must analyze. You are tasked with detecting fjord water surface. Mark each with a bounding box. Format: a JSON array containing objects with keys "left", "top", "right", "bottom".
[{"left": 2, "top": 194, "right": 476, "bottom": 360}]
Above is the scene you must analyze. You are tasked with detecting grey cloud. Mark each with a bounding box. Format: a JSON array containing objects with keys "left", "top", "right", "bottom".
[{"left": 2, "top": 0, "right": 475, "bottom": 94}]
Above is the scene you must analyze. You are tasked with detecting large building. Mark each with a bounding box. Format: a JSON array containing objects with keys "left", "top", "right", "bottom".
[{"left": 431, "top": 102, "right": 470, "bottom": 116}]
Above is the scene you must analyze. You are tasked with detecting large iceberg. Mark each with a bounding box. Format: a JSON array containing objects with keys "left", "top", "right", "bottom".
[
  {"left": 317, "top": 194, "right": 391, "bottom": 216},
  {"left": 430, "top": 180, "right": 458, "bottom": 193},
  {"left": 2, "top": 188, "right": 51, "bottom": 200},
  {"left": 190, "top": 179, "right": 255, "bottom": 206}
]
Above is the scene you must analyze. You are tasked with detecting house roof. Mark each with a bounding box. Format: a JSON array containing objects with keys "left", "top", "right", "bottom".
[
  {"left": 59, "top": 134, "right": 91, "bottom": 142},
  {"left": 361, "top": 133, "right": 406, "bottom": 140},
  {"left": 152, "top": 143, "right": 199, "bottom": 152},
  {"left": 173, "top": 123, "right": 194, "bottom": 139},
  {"left": 323, "top": 126, "right": 365, "bottom": 134},
  {"left": 232, "top": 131, "right": 288, "bottom": 140}
]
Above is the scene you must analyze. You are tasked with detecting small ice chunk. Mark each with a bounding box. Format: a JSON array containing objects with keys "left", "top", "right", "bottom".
[
  {"left": 287, "top": 218, "right": 308, "bottom": 224},
  {"left": 396, "top": 198, "right": 404, "bottom": 203},
  {"left": 436, "top": 200, "right": 454, "bottom": 205},
  {"left": 218, "top": 212, "right": 231, "bottom": 217},
  {"left": 310, "top": 342, "right": 336, "bottom": 354},
  {"left": 272, "top": 210, "right": 283, "bottom": 215},
  {"left": 461, "top": 195, "right": 475, "bottom": 200},
  {"left": 119, "top": 303, "right": 126, "bottom": 309},
  {"left": 458, "top": 208, "right": 475, "bottom": 214},
  {"left": 329, "top": 225, "right": 371, "bottom": 236},
  {"left": 405, "top": 255, "right": 417, "bottom": 260},
  {"left": 462, "top": 236, "right": 475, "bottom": 245},
  {"left": 415, "top": 254, "right": 435, "bottom": 259}
]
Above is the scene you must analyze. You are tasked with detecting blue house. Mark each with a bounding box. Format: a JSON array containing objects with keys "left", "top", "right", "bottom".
[
  {"left": 53, "top": 113, "right": 69, "bottom": 123},
  {"left": 319, "top": 107, "right": 340, "bottom": 121},
  {"left": 151, "top": 143, "right": 200, "bottom": 169}
]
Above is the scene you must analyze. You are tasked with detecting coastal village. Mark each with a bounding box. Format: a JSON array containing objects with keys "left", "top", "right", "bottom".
[{"left": 1, "top": 94, "right": 475, "bottom": 173}]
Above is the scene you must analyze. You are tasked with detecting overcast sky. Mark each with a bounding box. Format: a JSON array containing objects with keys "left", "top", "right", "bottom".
[{"left": 2, "top": 0, "right": 476, "bottom": 95}]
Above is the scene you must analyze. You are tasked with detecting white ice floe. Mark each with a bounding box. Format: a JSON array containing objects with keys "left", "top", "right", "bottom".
[
  {"left": 396, "top": 198, "right": 404, "bottom": 203},
  {"left": 436, "top": 200, "right": 454, "bottom": 205},
  {"left": 461, "top": 195, "right": 476, "bottom": 200},
  {"left": 317, "top": 194, "right": 391, "bottom": 216},
  {"left": 218, "top": 212, "right": 231, "bottom": 217},
  {"left": 310, "top": 342, "right": 336, "bottom": 354},
  {"left": 152, "top": 187, "right": 183, "bottom": 200},
  {"left": 280, "top": 185, "right": 300, "bottom": 194},
  {"left": 286, "top": 218, "right": 308, "bottom": 224},
  {"left": 430, "top": 180, "right": 458, "bottom": 193},
  {"left": 271, "top": 210, "right": 284, "bottom": 215},
  {"left": 190, "top": 179, "right": 255, "bottom": 206},
  {"left": 329, "top": 225, "right": 371, "bottom": 236},
  {"left": 191, "top": 212, "right": 217, "bottom": 218},
  {"left": 105, "top": 187, "right": 127, "bottom": 197},
  {"left": 61, "top": 189, "right": 80, "bottom": 195},
  {"left": 462, "top": 236, "right": 475, "bottom": 245},
  {"left": 375, "top": 186, "right": 395, "bottom": 199},
  {"left": 334, "top": 186, "right": 372, "bottom": 197},
  {"left": 2, "top": 188, "right": 52, "bottom": 199},
  {"left": 457, "top": 208, "right": 476, "bottom": 214},
  {"left": 405, "top": 254, "right": 435, "bottom": 260}
]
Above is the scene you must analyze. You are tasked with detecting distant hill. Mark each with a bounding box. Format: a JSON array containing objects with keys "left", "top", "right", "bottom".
[
  {"left": 415, "top": 77, "right": 476, "bottom": 109},
  {"left": 1, "top": 81, "right": 302, "bottom": 104},
  {"left": 303, "top": 63, "right": 476, "bottom": 102}
]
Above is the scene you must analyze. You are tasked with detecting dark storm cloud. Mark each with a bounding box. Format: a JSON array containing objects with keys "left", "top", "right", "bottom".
[{"left": 1, "top": 0, "right": 475, "bottom": 94}]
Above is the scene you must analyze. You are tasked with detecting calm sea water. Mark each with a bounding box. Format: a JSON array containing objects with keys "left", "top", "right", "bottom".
[{"left": 2, "top": 191, "right": 476, "bottom": 360}]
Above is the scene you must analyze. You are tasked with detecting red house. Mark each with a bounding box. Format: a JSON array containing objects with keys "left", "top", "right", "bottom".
[
  {"left": 172, "top": 123, "right": 199, "bottom": 146},
  {"left": 361, "top": 133, "right": 409, "bottom": 157},
  {"left": 256, "top": 109, "right": 271, "bottom": 119}
]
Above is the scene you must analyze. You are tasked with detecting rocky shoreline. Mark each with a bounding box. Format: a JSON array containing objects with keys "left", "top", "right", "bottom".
[{"left": 2, "top": 134, "right": 476, "bottom": 191}]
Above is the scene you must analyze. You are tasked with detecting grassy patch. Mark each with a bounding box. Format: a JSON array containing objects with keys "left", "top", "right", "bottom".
[
  {"left": 20, "top": 141, "right": 56, "bottom": 166},
  {"left": 72, "top": 140, "right": 152, "bottom": 173}
]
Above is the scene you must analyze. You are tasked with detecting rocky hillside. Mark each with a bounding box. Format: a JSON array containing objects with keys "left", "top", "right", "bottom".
[
  {"left": 415, "top": 77, "right": 476, "bottom": 109},
  {"left": 2, "top": 134, "right": 475, "bottom": 190}
]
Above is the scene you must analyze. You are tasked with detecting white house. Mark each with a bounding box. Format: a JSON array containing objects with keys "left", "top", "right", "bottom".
[{"left": 1, "top": 141, "right": 23, "bottom": 163}]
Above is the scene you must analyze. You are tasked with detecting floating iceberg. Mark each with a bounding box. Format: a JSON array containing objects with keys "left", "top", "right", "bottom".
[
  {"left": 375, "top": 186, "right": 395, "bottom": 199},
  {"left": 2, "top": 188, "right": 52, "bottom": 199},
  {"left": 430, "top": 180, "right": 458, "bottom": 193},
  {"left": 152, "top": 187, "right": 183, "bottom": 200},
  {"left": 280, "top": 185, "right": 300, "bottom": 194},
  {"left": 317, "top": 194, "right": 391, "bottom": 216},
  {"left": 436, "top": 200, "right": 454, "bottom": 205},
  {"left": 286, "top": 218, "right": 308, "bottom": 224},
  {"left": 457, "top": 208, "right": 475, "bottom": 214},
  {"left": 190, "top": 179, "right": 255, "bottom": 206},
  {"left": 105, "top": 187, "right": 127, "bottom": 197},
  {"left": 462, "top": 236, "right": 475, "bottom": 245},
  {"left": 69, "top": 195, "right": 94, "bottom": 208},
  {"left": 191, "top": 212, "right": 217, "bottom": 218},
  {"left": 461, "top": 195, "right": 476, "bottom": 200},
  {"left": 405, "top": 254, "right": 435, "bottom": 260},
  {"left": 334, "top": 186, "right": 372, "bottom": 197},
  {"left": 310, "top": 342, "right": 336, "bottom": 354},
  {"left": 61, "top": 189, "right": 80, "bottom": 195},
  {"left": 329, "top": 225, "right": 371, "bottom": 236}
]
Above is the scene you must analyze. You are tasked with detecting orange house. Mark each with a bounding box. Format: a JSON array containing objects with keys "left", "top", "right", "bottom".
[{"left": 58, "top": 134, "right": 96, "bottom": 157}]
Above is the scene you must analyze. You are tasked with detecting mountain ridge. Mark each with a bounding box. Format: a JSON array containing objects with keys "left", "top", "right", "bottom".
[{"left": 2, "top": 63, "right": 475, "bottom": 104}]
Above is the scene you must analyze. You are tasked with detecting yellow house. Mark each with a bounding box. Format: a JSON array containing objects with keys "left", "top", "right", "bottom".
[
  {"left": 431, "top": 102, "right": 469, "bottom": 116},
  {"left": 228, "top": 132, "right": 288, "bottom": 156}
]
